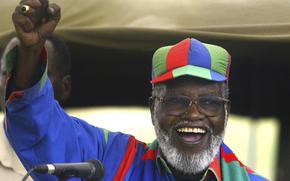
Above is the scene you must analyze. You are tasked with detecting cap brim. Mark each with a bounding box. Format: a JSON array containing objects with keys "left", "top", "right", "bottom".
[{"left": 151, "top": 65, "right": 226, "bottom": 84}]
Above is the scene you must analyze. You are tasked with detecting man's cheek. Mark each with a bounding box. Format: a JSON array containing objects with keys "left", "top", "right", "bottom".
[{"left": 212, "top": 119, "right": 225, "bottom": 135}]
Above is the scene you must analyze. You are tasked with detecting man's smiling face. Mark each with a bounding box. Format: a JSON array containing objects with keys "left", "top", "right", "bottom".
[{"left": 151, "top": 76, "right": 229, "bottom": 175}]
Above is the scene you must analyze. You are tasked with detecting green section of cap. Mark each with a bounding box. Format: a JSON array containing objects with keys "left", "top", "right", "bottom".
[
  {"left": 152, "top": 46, "right": 172, "bottom": 78},
  {"left": 172, "top": 65, "right": 212, "bottom": 80},
  {"left": 204, "top": 44, "right": 229, "bottom": 76}
]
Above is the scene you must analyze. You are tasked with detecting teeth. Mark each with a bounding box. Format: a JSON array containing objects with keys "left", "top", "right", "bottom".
[{"left": 177, "top": 127, "right": 206, "bottom": 134}]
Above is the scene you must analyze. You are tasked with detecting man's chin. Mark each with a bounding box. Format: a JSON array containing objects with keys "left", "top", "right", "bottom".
[{"left": 156, "top": 127, "right": 224, "bottom": 174}]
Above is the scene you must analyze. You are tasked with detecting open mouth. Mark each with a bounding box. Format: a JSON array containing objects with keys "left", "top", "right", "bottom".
[{"left": 176, "top": 127, "right": 207, "bottom": 144}]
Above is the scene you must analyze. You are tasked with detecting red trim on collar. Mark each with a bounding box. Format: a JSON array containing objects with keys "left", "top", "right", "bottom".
[
  {"left": 208, "top": 156, "right": 222, "bottom": 181},
  {"left": 142, "top": 149, "right": 158, "bottom": 161},
  {"left": 221, "top": 146, "right": 254, "bottom": 174}
]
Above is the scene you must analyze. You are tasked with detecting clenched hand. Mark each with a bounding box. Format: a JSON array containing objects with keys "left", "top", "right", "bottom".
[
  {"left": 11, "top": 0, "right": 61, "bottom": 90},
  {"left": 12, "top": 0, "right": 60, "bottom": 48}
]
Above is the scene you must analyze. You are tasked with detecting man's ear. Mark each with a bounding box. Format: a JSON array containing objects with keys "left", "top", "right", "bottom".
[
  {"left": 226, "top": 101, "right": 231, "bottom": 115},
  {"left": 61, "top": 75, "right": 72, "bottom": 103},
  {"left": 149, "top": 97, "right": 154, "bottom": 112},
  {"left": 223, "top": 101, "right": 231, "bottom": 128},
  {"left": 149, "top": 97, "right": 156, "bottom": 126}
]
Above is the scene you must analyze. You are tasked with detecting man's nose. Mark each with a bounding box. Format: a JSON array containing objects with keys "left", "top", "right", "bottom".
[{"left": 183, "top": 103, "right": 205, "bottom": 119}]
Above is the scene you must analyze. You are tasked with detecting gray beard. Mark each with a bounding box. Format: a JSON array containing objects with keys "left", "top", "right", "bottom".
[{"left": 153, "top": 116, "right": 224, "bottom": 175}]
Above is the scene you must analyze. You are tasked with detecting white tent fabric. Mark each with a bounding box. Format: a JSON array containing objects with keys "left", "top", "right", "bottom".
[{"left": 1, "top": 0, "right": 290, "bottom": 50}]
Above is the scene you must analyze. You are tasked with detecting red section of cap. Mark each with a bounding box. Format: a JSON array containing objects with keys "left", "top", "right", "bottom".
[
  {"left": 166, "top": 38, "right": 190, "bottom": 71},
  {"left": 151, "top": 71, "right": 174, "bottom": 84}
]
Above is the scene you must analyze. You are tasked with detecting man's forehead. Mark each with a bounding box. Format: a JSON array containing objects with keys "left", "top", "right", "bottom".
[
  {"left": 165, "top": 76, "right": 221, "bottom": 87},
  {"left": 158, "top": 76, "right": 224, "bottom": 95}
]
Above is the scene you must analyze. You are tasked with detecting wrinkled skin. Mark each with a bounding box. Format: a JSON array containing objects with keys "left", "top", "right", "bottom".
[{"left": 150, "top": 77, "right": 230, "bottom": 180}]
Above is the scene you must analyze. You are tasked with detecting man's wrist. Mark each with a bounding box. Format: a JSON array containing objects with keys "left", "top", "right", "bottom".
[
  {"left": 18, "top": 40, "right": 45, "bottom": 55},
  {"left": 13, "top": 45, "right": 45, "bottom": 90}
]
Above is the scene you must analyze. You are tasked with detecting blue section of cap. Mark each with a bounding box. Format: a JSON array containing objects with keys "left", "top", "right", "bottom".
[
  {"left": 210, "top": 71, "right": 226, "bottom": 81},
  {"left": 188, "top": 39, "right": 211, "bottom": 70}
]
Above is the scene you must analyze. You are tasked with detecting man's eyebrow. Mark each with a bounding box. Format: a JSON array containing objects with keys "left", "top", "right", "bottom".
[{"left": 199, "top": 91, "right": 220, "bottom": 95}]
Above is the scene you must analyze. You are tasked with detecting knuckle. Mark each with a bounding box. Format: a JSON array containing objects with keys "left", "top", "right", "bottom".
[
  {"left": 49, "top": 4, "right": 61, "bottom": 14},
  {"left": 15, "top": 5, "right": 22, "bottom": 14},
  {"left": 50, "top": 3, "right": 59, "bottom": 9},
  {"left": 12, "top": 12, "right": 21, "bottom": 22}
]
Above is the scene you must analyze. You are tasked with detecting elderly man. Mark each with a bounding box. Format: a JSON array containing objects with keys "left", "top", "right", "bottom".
[
  {"left": 0, "top": 36, "right": 71, "bottom": 180},
  {"left": 4, "top": 0, "right": 266, "bottom": 180}
]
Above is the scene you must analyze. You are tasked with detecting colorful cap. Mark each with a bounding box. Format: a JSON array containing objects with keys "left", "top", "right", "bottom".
[{"left": 151, "top": 38, "right": 231, "bottom": 84}]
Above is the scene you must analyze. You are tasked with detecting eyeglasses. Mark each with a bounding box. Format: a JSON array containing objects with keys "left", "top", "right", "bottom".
[{"left": 151, "top": 95, "right": 229, "bottom": 117}]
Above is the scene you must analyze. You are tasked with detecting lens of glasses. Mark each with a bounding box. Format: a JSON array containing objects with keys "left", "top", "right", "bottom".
[
  {"left": 161, "top": 96, "right": 226, "bottom": 116},
  {"left": 197, "top": 96, "right": 225, "bottom": 116},
  {"left": 163, "top": 96, "right": 190, "bottom": 115}
]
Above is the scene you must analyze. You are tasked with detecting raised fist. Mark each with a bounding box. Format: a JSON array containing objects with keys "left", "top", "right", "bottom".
[{"left": 12, "top": 0, "right": 61, "bottom": 48}]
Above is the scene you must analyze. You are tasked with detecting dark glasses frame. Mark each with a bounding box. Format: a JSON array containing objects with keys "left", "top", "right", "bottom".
[{"left": 150, "top": 95, "right": 229, "bottom": 117}]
